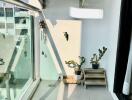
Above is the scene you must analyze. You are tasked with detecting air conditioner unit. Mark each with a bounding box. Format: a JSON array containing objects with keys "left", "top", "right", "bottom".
[{"left": 70, "top": 7, "right": 103, "bottom": 19}]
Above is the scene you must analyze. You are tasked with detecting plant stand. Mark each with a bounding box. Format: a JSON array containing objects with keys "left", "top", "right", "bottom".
[{"left": 81, "top": 68, "right": 107, "bottom": 88}]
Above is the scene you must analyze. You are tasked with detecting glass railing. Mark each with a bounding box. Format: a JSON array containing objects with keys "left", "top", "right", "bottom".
[
  {"left": 0, "top": 0, "right": 66, "bottom": 99},
  {"left": 0, "top": 3, "right": 34, "bottom": 100}
]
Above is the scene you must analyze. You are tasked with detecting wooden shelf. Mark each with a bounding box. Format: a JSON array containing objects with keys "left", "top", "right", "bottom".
[
  {"left": 85, "top": 73, "right": 105, "bottom": 79},
  {"left": 85, "top": 79, "right": 106, "bottom": 86},
  {"left": 82, "top": 68, "right": 107, "bottom": 88}
]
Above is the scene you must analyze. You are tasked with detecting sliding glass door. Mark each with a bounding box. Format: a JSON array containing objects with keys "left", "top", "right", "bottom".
[{"left": 0, "top": 2, "right": 34, "bottom": 100}]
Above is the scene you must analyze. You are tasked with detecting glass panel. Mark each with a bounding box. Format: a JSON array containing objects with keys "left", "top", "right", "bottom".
[
  {"left": 5, "top": 8, "right": 13, "bottom": 17},
  {"left": 40, "top": 30, "right": 59, "bottom": 80},
  {"left": 15, "top": 17, "right": 27, "bottom": 24},
  {"left": 0, "top": 3, "right": 34, "bottom": 100},
  {"left": 0, "top": 8, "right": 4, "bottom": 17},
  {"left": 16, "top": 29, "right": 28, "bottom": 35}
]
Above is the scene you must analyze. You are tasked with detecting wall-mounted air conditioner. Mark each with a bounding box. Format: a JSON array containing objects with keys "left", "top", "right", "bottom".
[{"left": 70, "top": 7, "right": 103, "bottom": 19}]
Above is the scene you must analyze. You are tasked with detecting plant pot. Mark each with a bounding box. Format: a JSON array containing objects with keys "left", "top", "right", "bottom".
[
  {"left": 75, "top": 70, "right": 81, "bottom": 75},
  {"left": 74, "top": 75, "right": 81, "bottom": 84},
  {"left": 74, "top": 75, "right": 81, "bottom": 80},
  {"left": 92, "top": 64, "right": 99, "bottom": 69},
  {"left": 74, "top": 68, "right": 81, "bottom": 75}
]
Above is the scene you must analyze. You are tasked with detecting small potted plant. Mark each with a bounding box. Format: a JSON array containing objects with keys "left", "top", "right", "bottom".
[
  {"left": 65, "top": 56, "right": 85, "bottom": 75},
  {"left": 90, "top": 46, "right": 107, "bottom": 69}
]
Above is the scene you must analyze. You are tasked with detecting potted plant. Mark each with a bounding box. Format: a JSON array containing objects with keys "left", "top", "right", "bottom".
[
  {"left": 90, "top": 46, "right": 107, "bottom": 69},
  {"left": 65, "top": 56, "right": 85, "bottom": 75}
]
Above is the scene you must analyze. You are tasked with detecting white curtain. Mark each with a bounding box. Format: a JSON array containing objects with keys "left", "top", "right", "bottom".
[{"left": 123, "top": 30, "right": 132, "bottom": 95}]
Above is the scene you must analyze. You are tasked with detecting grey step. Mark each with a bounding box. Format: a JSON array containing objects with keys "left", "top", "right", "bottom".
[
  {"left": 83, "top": 68, "right": 104, "bottom": 71},
  {"left": 84, "top": 72, "right": 105, "bottom": 75},
  {"left": 84, "top": 69, "right": 104, "bottom": 74},
  {"left": 84, "top": 73, "right": 105, "bottom": 79},
  {"left": 84, "top": 79, "right": 106, "bottom": 86}
]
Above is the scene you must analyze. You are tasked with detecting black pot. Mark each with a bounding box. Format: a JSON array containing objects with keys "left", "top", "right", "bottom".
[
  {"left": 74, "top": 68, "right": 81, "bottom": 75},
  {"left": 92, "top": 64, "right": 99, "bottom": 69},
  {"left": 75, "top": 70, "right": 81, "bottom": 75}
]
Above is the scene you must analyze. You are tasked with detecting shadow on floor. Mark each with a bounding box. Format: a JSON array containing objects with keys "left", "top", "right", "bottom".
[{"left": 32, "top": 80, "right": 113, "bottom": 100}]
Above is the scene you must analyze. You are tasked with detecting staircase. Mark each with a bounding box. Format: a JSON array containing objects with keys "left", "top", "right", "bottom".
[{"left": 82, "top": 68, "right": 107, "bottom": 88}]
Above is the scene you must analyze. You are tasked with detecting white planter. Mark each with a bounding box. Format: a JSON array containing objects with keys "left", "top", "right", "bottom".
[{"left": 74, "top": 75, "right": 81, "bottom": 80}]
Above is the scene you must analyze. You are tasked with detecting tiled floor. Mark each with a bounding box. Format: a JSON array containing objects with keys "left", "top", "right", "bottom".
[{"left": 32, "top": 80, "right": 113, "bottom": 100}]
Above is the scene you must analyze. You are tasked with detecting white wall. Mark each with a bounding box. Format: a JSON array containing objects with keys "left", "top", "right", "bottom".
[
  {"left": 44, "top": 0, "right": 79, "bottom": 24},
  {"left": 105, "top": 0, "right": 121, "bottom": 92},
  {"left": 44, "top": 0, "right": 121, "bottom": 92},
  {"left": 80, "top": 0, "right": 121, "bottom": 92}
]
